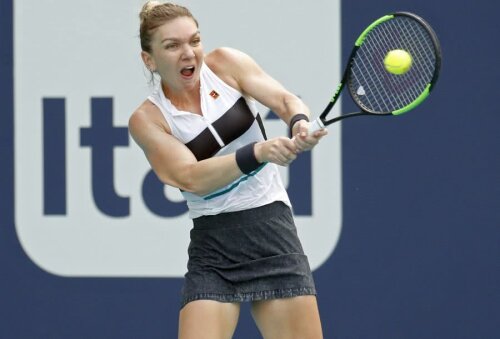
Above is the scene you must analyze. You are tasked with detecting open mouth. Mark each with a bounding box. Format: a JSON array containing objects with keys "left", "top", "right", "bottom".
[{"left": 180, "top": 66, "right": 195, "bottom": 77}]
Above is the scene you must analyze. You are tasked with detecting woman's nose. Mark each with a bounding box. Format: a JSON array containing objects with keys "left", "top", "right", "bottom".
[{"left": 182, "top": 44, "right": 195, "bottom": 58}]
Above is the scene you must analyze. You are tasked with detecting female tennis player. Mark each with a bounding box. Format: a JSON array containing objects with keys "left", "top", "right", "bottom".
[{"left": 129, "top": 2, "right": 327, "bottom": 338}]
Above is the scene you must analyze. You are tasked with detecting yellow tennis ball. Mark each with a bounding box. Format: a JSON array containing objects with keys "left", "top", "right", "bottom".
[{"left": 384, "top": 49, "right": 413, "bottom": 75}]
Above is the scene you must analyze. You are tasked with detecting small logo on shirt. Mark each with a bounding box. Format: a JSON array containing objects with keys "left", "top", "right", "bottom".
[{"left": 209, "top": 90, "right": 220, "bottom": 99}]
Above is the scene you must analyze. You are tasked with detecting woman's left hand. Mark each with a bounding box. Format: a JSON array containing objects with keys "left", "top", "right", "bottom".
[{"left": 291, "top": 120, "right": 328, "bottom": 153}]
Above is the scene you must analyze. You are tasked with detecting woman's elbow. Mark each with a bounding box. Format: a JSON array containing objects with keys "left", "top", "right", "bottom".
[{"left": 155, "top": 167, "right": 208, "bottom": 196}]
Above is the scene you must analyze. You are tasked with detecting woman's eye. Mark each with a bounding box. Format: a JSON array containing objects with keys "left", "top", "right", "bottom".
[{"left": 165, "top": 43, "right": 178, "bottom": 50}]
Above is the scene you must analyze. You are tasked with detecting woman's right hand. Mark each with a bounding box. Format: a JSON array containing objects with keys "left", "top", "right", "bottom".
[{"left": 254, "top": 137, "right": 298, "bottom": 167}]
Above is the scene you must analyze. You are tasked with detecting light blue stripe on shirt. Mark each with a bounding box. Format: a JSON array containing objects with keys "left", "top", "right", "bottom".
[{"left": 202, "top": 163, "right": 267, "bottom": 200}]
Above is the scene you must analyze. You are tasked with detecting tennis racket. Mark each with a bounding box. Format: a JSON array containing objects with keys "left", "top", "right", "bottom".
[{"left": 308, "top": 11, "right": 442, "bottom": 132}]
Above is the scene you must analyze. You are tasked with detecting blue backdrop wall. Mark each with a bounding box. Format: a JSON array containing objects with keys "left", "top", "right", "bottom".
[{"left": 1, "top": 0, "right": 499, "bottom": 338}]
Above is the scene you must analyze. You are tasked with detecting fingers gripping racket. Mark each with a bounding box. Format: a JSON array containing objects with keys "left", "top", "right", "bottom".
[{"left": 309, "top": 12, "right": 442, "bottom": 133}]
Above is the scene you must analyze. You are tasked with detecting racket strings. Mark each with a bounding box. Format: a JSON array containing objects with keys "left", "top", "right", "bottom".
[
  {"left": 395, "top": 19, "right": 435, "bottom": 89},
  {"left": 358, "top": 17, "right": 434, "bottom": 110},
  {"left": 348, "top": 16, "right": 437, "bottom": 113}
]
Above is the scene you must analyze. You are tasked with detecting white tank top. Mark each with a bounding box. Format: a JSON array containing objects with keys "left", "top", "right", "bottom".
[{"left": 147, "top": 63, "right": 291, "bottom": 218}]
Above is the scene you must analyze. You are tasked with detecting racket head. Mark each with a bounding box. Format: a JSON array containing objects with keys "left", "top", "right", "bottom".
[{"left": 347, "top": 12, "right": 442, "bottom": 116}]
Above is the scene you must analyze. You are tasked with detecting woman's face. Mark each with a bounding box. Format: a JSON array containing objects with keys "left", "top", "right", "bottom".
[{"left": 147, "top": 16, "right": 203, "bottom": 92}]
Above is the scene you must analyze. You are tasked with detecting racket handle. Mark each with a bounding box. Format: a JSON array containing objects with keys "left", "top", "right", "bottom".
[{"left": 308, "top": 118, "right": 325, "bottom": 133}]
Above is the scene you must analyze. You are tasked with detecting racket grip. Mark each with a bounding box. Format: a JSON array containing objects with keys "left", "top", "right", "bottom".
[{"left": 308, "top": 118, "right": 325, "bottom": 133}]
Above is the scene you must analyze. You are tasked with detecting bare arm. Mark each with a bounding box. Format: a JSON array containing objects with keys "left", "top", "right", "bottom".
[
  {"left": 206, "top": 48, "right": 309, "bottom": 125},
  {"left": 129, "top": 105, "right": 243, "bottom": 196},
  {"left": 206, "top": 48, "right": 327, "bottom": 152},
  {"left": 129, "top": 103, "right": 298, "bottom": 196}
]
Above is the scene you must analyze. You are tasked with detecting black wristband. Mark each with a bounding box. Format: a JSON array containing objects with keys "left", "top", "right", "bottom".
[
  {"left": 235, "top": 142, "right": 261, "bottom": 174},
  {"left": 289, "top": 114, "right": 309, "bottom": 136}
]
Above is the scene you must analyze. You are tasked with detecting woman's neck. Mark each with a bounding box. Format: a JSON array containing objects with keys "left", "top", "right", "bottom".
[{"left": 162, "top": 81, "right": 202, "bottom": 115}]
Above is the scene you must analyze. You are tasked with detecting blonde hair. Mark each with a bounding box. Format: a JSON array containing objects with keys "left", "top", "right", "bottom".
[{"left": 139, "top": 1, "right": 199, "bottom": 52}]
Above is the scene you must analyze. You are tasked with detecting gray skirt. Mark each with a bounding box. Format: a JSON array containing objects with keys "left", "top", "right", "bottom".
[{"left": 181, "top": 201, "right": 316, "bottom": 308}]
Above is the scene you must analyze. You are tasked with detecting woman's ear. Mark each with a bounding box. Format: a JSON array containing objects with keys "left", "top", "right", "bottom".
[{"left": 141, "top": 51, "right": 156, "bottom": 72}]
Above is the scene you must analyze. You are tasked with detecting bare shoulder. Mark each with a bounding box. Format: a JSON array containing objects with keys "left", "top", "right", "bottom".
[
  {"left": 205, "top": 47, "right": 246, "bottom": 68},
  {"left": 205, "top": 47, "right": 258, "bottom": 90},
  {"left": 129, "top": 100, "right": 156, "bottom": 133},
  {"left": 129, "top": 100, "right": 170, "bottom": 143}
]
